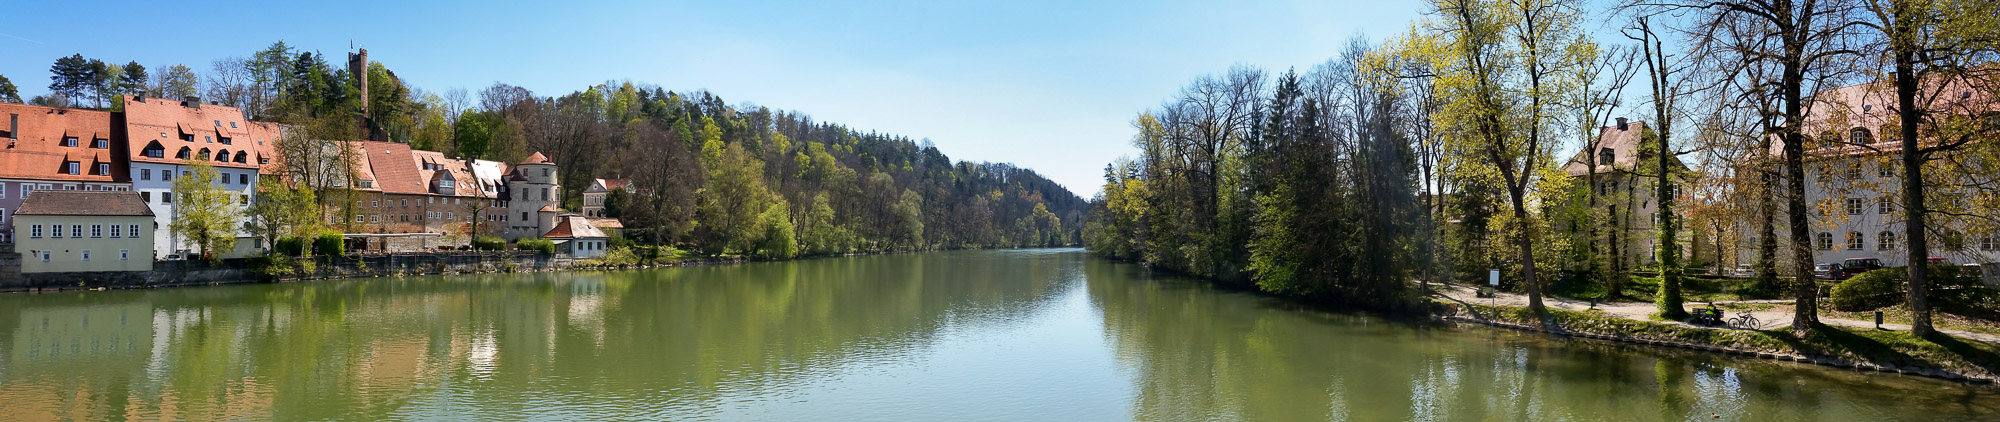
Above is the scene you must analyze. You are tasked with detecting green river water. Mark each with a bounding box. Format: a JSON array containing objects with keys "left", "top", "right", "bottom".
[{"left": 0, "top": 249, "right": 1994, "bottom": 420}]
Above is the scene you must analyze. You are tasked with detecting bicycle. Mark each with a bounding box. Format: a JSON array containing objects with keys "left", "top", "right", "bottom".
[{"left": 1727, "top": 310, "right": 1760, "bottom": 329}]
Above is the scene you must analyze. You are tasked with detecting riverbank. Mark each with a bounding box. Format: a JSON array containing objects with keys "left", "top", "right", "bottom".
[{"left": 1433, "top": 283, "right": 2000, "bottom": 386}]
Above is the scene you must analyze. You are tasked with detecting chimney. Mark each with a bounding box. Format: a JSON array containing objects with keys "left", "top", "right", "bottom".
[
  {"left": 1616, "top": 117, "right": 1629, "bottom": 131},
  {"left": 134, "top": 95, "right": 145, "bottom": 103},
  {"left": 183, "top": 96, "right": 201, "bottom": 109},
  {"left": 7, "top": 114, "right": 16, "bottom": 141}
]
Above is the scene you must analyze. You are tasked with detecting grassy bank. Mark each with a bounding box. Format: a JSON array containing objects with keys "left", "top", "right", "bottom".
[{"left": 1450, "top": 301, "right": 2000, "bottom": 383}]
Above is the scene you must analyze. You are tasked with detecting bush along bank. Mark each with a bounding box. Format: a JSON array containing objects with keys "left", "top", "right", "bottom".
[{"left": 1439, "top": 301, "right": 2000, "bottom": 386}]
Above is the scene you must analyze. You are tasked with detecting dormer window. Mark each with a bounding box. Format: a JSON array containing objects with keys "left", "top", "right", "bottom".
[
  {"left": 176, "top": 147, "right": 191, "bottom": 159},
  {"left": 97, "top": 163, "right": 109, "bottom": 175},
  {"left": 143, "top": 142, "right": 165, "bottom": 158},
  {"left": 61, "top": 137, "right": 78, "bottom": 147},
  {"left": 92, "top": 138, "right": 107, "bottom": 149},
  {"left": 234, "top": 151, "right": 247, "bottom": 163},
  {"left": 64, "top": 162, "right": 79, "bottom": 175},
  {"left": 204, "top": 136, "right": 212, "bottom": 143},
  {"left": 1597, "top": 148, "right": 1615, "bottom": 166},
  {"left": 182, "top": 133, "right": 194, "bottom": 142},
  {"left": 214, "top": 120, "right": 221, "bottom": 127},
  {"left": 219, "top": 137, "right": 231, "bottom": 145},
  {"left": 230, "top": 122, "right": 238, "bottom": 128},
  {"left": 1850, "top": 128, "right": 1871, "bottom": 145}
]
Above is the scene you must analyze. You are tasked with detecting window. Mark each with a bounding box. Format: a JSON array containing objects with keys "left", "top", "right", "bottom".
[
  {"left": 39, "top": 251, "right": 49, "bottom": 262},
  {"left": 65, "top": 162, "right": 79, "bottom": 175},
  {"left": 239, "top": 195, "right": 247, "bottom": 205},
  {"left": 142, "top": 169, "right": 152, "bottom": 180},
  {"left": 110, "top": 224, "right": 120, "bottom": 238},
  {"left": 176, "top": 147, "right": 190, "bottom": 159},
  {"left": 1816, "top": 232, "right": 1833, "bottom": 250},
  {"left": 214, "top": 120, "right": 221, "bottom": 126},
  {"left": 1984, "top": 236, "right": 1999, "bottom": 252},
  {"left": 71, "top": 225, "right": 82, "bottom": 238},
  {"left": 1879, "top": 197, "right": 1894, "bottom": 214},
  {"left": 1880, "top": 161, "right": 1896, "bottom": 178},
  {"left": 0, "top": 182, "right": 6, "bottom": 199},
  {"left": 1880, "top": 231, "right": 1898, "bottom": 251},
  {"left": 61, "top": 137, "right": 78, "bottom": 147},
  {"left": 162, "top": 192, "right": 172, "bottom": 203},
  {"left": 140, "top": 191, "right": 151, "bottom": 202},
  {"left": 1850, "top": 128, "right": 1871, "bottom": 145},
  {"left": 218, "top": 137, "right": 231, "bottom": 145},
  {"left": 239, "top": 174, "right": 247, "bottom": 185},
  {"left": 1847, "top": 232, "right": 1865, "bottom": 250},
  {"left": 120, "top": 249, "right": 129, "bottom": 261},
  {"left": 30, "top": 224, "right": 41, "bottom": 238},
  {"left": 97, "top": 163, "right": 109, "bottom": 175},
  {"left": 204, "top": 136, "right": 212, "bottom": 143},
  {"left": 144, "top": 145, "right": 165, "bottom": 158},
  {"left": 541, "top": 188, "right": 549, "bottom": 201},
  {"left": 90, "top": 224, "right": 102, "bottom": 238},
  {"left": 1846, "top": 198, "right": 1863, "bottom": 215},
  {"left": 221, "top": 172, "right": 231, "bottom": 184},
  {"left": 1846, "top": 164, "right": 1862, "bottom": 180},
  {"left": 543, "top": 168, "right": 551, "bottom": 177},
  {"left": 129, "top": 224, "right": 139, "bottom": 237},
  {"left": 80, "top": 250, "right": 90, "bottom": 262},
  {"left": 93, "top": 138, "right": 107, "bottom": 149},
  {"left": 1597, "top": 148, "right": 1615, "bottom": 166},
  {"left": 51, "top": 224, "right": 62, "bottom": 238},
  {"left": 401, "top": 199, "right": 408, "bottom": 207},
  {"left": 522, "top": 212, "right": 529, "bottom": 221},
  {"left": 163, "top": 170, "right": 174, "bottom": 181},
  {"left": 370, "top": 215, "right": 379, "bottom": 223}
]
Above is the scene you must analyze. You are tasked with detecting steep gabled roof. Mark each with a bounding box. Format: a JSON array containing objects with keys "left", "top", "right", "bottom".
[
  {"left": 520, "top": 151, "right": 552, "bottom": 165},
  {"left": 1563, "top": 121, "right": 1649, "bottom": 176},
  {"left": 17, "top": 190, "right": 152, "bottom": 216},
  {"left": 0, "top": 104, "right": 123, "bottom": 183},
  {"left": 359, "top": 141, "right": 425, "bottom": 194},
  {"left": 120, "top": 95, "right": 274, "bottom": 170}
]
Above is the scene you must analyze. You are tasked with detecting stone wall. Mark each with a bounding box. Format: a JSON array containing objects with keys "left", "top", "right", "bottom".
[{"left": 0, "top": 251, "right": 577, "bottom": 292}]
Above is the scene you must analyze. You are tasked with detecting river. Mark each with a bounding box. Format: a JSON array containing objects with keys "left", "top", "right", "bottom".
[{"left": 0, "top": 249, "right": 1992, "bottom": 420}]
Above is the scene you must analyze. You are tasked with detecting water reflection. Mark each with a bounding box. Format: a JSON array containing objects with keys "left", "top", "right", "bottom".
[{"left": 0, "top": 249, "right": 1993, "bottom": 420}]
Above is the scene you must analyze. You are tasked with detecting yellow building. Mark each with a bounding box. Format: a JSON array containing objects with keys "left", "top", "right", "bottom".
[{"left": 15, "top": 191, "right": 155, "bottom": 273}]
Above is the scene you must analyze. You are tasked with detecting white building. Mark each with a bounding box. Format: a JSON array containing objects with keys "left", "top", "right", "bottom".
[{"left": 120, "top": 95, "right": 279, "bottom": 259}]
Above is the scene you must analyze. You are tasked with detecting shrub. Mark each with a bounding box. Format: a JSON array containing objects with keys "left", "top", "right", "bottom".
[
  {"left": 473, "top": 236, "right": 508, "bottom": 251},
  {"left": 274, "top": 237, "right": 308, "bottom": 257},
  {"left": 518, "top": 238, "right": 556, "bottom": 254},
  {"left": 602, "top": 247, "right": 639, "bottom": 266},
  {"left": 1830, "top": 265, "right": 1983, "bottom": 311},
  {"left": 314, "top": 231, "right": 346, "bottom": 256}
]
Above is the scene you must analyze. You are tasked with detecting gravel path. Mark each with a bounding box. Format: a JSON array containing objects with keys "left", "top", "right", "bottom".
[{"left": 1435, "top": 284, "right": 2000, "bottom": 345}]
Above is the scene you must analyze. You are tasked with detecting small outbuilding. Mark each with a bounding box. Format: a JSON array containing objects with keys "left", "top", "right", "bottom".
[
  {"left": 15, "top": 190, "right": 155, "bottom": 273},
  {"left": 543, "top": 214, "right": 610, "bottom": 259}
]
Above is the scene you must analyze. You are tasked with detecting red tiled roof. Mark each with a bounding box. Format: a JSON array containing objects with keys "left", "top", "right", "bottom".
[
  {"left": 17, "top": 190, "right": 152, "bottom": 216},
  {"left": 538, "top": 205, "right": 557, "bottom": 212},
  {"left": 359, "top": 141, "right": 426, "bottom": 194},
  {"left": 0, "top": 104, "right": 123, "bottom": 183},
  {"left": 520, "top": 152, "right": 551, "bottom": 165},
  {"left": 120, "top": 95, "right": 274, "bottom": 170},
  {"left": 1562, "top": 121, "right": 1649, "bottom": 176},
  {"left": 543, "top": 215, "right": 606, "bottom": 239}
]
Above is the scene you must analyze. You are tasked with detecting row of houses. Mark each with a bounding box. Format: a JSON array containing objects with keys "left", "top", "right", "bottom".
[
  {"left": 0, "top": 96, "right": 628, "bottom": 273},
  {"left": 1561, "top": 79, "right": 2000, "bottom": 272}
]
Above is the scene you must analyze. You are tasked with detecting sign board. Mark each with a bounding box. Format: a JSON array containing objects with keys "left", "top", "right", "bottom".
[{"left": 1489, "top": 270, "right": 1500, "bottom": 286}]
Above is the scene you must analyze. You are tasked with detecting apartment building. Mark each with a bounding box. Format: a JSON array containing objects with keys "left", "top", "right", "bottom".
[
  {"left": 1560, "top": 118, "right": 1687, "bottom": 267},
  {"left": 121, "top": 95, "right": 279, "bottom": 258}
]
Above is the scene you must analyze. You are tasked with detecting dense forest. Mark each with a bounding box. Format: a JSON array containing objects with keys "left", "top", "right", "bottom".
[{"left": 17, "top": 42, "right": 1086, "bottom": 258}]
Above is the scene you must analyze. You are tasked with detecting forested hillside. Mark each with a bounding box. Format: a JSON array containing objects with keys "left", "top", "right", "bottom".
[{"left": 21, "top": 42, "right": 1085, "bottom": 257}]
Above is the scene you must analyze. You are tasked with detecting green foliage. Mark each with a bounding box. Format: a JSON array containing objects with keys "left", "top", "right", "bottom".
[
  {"left": 600, "top": 247, "right": 640, "bottom": 266},
  {"left": 756, "top": 199, "right": 799, "bottom": 259},
  {"left": 0, "top": 73, "right": 20, "bottom": 103},
  {"left": 518, "top": 238, "right": 557, "bottom": 254},
  {"left": 168, "top": 163, "right": 239, "bottom": 259},
  {"left": 314, "top": 231, "right": 346, "bottom": 256},
  {"left": 1832, "top": 268, "right": 1909, "bottom": 312},
  {"left": 473, "top": 236, "right": 508, "bottom": 251},
  {"left": 274, "top": 237, "right": 308, "bottom": 257}
]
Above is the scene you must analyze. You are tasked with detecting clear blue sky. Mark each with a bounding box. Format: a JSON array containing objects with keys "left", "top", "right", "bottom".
[{"left": 1, "top": 0, "right": 1438, "bottom": 197}]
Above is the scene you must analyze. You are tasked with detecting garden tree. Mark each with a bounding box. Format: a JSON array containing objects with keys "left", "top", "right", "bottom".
[
  {"left": 1627, "top": 15, "right": 1704, "bottom": 319},
  {"left": 756, "top": 199, "right": 799, "bottom": 259},
  {"left": 1849, "top": 0, "right": 2000, "bottom": 337},
  {"left": 118, "top": 62, "right": 147, "bottom": 98},
  {"left": 156, "top": 64, "right": 200, "bottom": 100},
  {"left": 1384, "top": 27, "right": 1452, "bottom": 290},
  {"left": 88, "top": 59, "right": 117, "bottom": 108},
  {"left": 205, "top": 57, "right": 252, "bottom": 109},
  {"left": 1426, "top": 0, "right": 1591, "bottom": 317},
  {"left": 247, "top": 178, "right": 320, "bottom": 255},
  {"left": 47, "top": 54, "right": 94, "bottom": 106},
  {"left": 1663, "top": 0, "right": 1863, "bottom": 334},
  {"left": 169, "top": 163, "right": 240, "bottom": 260},
  {"left": 799, "top": 193, "right": 850, "bottom": 254},
  {"left": 247, "top": 41, "right": 294, "bottom": 116},
  {"left": 0, "top": 74, "right": 19, "bottom": 103}
]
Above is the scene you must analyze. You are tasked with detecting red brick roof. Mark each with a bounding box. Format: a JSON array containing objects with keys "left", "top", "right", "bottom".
[
  {"left": 0, "top": 104, "right": 123, "bottom": 183},
  {"left": 520, "top": 152, "right": 552, "bottom": 165},
  {"left": 120, "top": 95, "right": 274, "bottom": 171},
  {"left": 17, "top": 190, "right": 153, "bottom": 216}
]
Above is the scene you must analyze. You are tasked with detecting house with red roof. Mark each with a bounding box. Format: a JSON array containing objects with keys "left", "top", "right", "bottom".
[
  {"left": 120, "top": 95, "right": 280, "bottom": 259},
  {"left": 0, "top": 104, "right": 132, "bottom": 243},
  {"left": 543, "top": 214, "right": 609, "bottom": 259}
]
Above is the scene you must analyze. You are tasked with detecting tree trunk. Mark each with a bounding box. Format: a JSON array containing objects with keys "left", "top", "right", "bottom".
[
  {"left": 1783, "top": 60, "right": 1820, "bottom": 333},
  {"left": 1893, "top": 22, "right": 1934, "bottom": 337},
  {"left": 1510, "top": 187, "right": 1547, "bottom": 314},
  {"left": 1658, "top": 130, "right": 1686, "bottom": 319}
]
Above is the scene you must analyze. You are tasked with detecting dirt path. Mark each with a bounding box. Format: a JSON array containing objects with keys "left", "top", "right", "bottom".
[{"left": 1435, "top": 284, "right": 2000, "bottom": 345}]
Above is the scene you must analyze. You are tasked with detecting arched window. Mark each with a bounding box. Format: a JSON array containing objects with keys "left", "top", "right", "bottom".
[
  {"left": 197, "top": 148, "right": 211, "bottom": 161},
  {"left": 1598, "top": 148, "right": 1615, "bottom": 166},
  {"left": 142, "top": 141, "right": 166, "bottom": 158},
  {"left": 1819, "top": 131, "right": 1840, "bottom": 146},
  {"left": 176, "top": 147, "right": 191, "bottom": 159},
  {"left": 1879, "top": 231, "right": 1898, "bottom": 251},
  {"left": 234, "top": 151, "right": 247, "bottom": 163},
  {"left": 215, "top": 149, "right": 230, "bottom": 162},
  {"left": 1849, "top": 128, "right": 1872, "bottom": 145},
  {"left": 1846, "top": 231, "right": 1865, "bottom": 250},
  {"left": 1816, "top": 232, "right": 1834, "bottom": 250}
]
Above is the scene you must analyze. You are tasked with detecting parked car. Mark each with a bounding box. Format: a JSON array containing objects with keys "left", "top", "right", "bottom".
[
  {"left": 1731, "top": 264, "right": 1754, "bottom": 277},
  {"left": 1927, "top": 257, "right": 1952, "bottom": 266},
  {"left": 1814, "top": 263, "right": 1843, "bottom": 280},
  {"left": 1833, "top": 258, "right": 1885, "bottom": 279}
]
